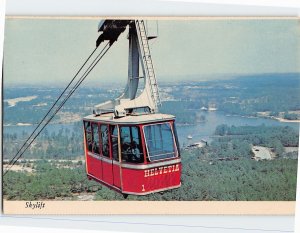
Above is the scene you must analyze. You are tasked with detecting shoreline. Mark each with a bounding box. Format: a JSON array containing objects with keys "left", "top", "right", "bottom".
[
  {"left": 4, "top": 121, "right": 80, "bottom": 127},
  {"left": 273, "top": 117, "right": 300, "bottom": 123},
  {"left": 3, "top": 112, "right": 300, "bottom": 128},
  {"left": 224, "top": 113, "right": 300, "bottom": 123}
]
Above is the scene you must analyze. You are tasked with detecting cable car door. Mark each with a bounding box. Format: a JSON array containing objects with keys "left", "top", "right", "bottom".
[
  {"left": 100, "top": 124, "right": 113, "bottom": 185},
  {"left": 111, "top": 125, "right": 121, "bottom": 189},
  {"left": 84, "top": 121, "right": 102, "bottom": 180}
]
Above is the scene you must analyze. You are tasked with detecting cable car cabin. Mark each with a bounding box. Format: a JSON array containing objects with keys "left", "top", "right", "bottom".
[
  {"left": 82, "top": 20, "right": 181, "bottom": 195},
  {"left": 83, "top": 113, "right": 181, "bottom": 195}
]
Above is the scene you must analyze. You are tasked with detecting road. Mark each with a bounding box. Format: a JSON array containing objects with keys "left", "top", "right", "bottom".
[{"left": 252, "top": 146, "right": 272, "bottom": 160}]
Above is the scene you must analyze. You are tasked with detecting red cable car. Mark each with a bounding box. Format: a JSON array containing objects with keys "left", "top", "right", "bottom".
[{"left": 83, "top": 20, "right": 181, "bottom": 196}]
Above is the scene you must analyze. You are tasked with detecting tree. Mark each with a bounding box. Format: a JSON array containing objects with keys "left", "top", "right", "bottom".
[{"left": 215, "top": 124, "right": 229, "bottom": 136}]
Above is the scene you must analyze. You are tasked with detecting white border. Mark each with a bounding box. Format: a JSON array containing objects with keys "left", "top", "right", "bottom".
[
  {"left": 0, "top": 1, "right": 299, "bottom": 233},
  {"left": 4, "top": 0, "right": 300, "bottom": 16}
]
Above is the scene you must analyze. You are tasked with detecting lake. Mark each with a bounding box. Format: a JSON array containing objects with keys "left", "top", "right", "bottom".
[
  {"left": 3, "top": 111, "right": 299, "bottom": 147},
  {"left": 176, "top": 111, "right": 299, "bottom": 146}
]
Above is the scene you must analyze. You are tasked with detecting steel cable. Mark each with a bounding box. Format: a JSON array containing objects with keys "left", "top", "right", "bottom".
[
  {"left": 5, "top": 47, "right": 98, "bottom": 168},
  {"left": 4, "top": 43, "right": 111, "bottom": 176}
]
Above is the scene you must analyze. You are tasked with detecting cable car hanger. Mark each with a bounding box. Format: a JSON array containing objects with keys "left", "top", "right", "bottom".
[
  {"left": 93, "top": 20, "right": 161, "bottom": 118},
  {"left": 83, "top": 20, "right": 181, "bottom": 196}
]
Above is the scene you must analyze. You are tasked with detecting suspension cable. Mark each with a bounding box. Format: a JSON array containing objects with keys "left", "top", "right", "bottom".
[
  {"left": 5, "top": 47, "right": 99, "bottom": 168},
  {"left": 4, "top": 43, "right": 111, "bottom": 176}
]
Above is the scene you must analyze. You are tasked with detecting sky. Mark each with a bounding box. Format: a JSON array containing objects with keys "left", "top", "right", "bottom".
[{"left": 3, "top": 18, "right": 300, "bottom": 86}]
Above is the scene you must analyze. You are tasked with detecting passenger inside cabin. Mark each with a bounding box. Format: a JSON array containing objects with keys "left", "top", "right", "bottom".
[
  {"left": 101, "top": 125, "right": 109, "bottom": 157},
  {"left": 87, "top": 136, "right": 93, "bottom": 152},
  {"left": 130, "top": 141, "right": 141, "bottom": 162},
  {"left": 84, "top": 121, "right": 93, "bottom": 152},
  {"left": 120, "top": 126, "right": 143, "bottom": 163}
]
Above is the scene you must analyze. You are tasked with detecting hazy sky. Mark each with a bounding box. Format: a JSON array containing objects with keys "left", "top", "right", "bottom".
[{"left": 3, "top": 18, "right": 300, "bottom": 85}]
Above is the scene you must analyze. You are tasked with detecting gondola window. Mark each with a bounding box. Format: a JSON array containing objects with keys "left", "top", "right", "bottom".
[
  {"left": 84, "top": 121, "right": 93, "bottom": 152},
  {"left": 144, "top": 123, "right": 176, "bottom": 161},
  {"left": 92, "top": 123, "right": 100, "bottom": 154},
  {"left": 120, "top": 126, "right": 143, "bottom": 163},
  {"left": 100, "top": 125, "right": 109, "bottom": 157}
]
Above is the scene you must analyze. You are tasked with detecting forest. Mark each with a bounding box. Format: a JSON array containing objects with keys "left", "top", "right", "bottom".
[
  {"left": 168, "top": 73, "right": 300, "bottom": 120},
  {"left": 2, "top": 74, "right": 299, "bottom": 201},
  {"left": 214, "top": 124, "right": 299, "bottom": 157},
  {"left": 3, "top": 125, "right": 298, "bottom": 201},
  {"left": 3, "top": 152, "right": 297, "bottom": 201},
  {"left": 3, "top": 123, "right": 83, "bottom": 160}
]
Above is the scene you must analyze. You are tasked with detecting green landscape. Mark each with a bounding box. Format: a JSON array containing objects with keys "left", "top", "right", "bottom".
[
  {"left": 3, "top": 124, "right": 298, "bottom": 201},
  {"left": 2, "top": 74, "right": 300, "bottom": 201}
]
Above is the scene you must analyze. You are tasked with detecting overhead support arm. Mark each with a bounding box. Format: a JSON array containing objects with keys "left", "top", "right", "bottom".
[
  {"left": 94, "top": 20, "right": 161, "bottom": 118},
  {"left": 96, "top": 20, "right": 132, "bottom": 47},
  {"left": 127, "top": 22, "right": 140, "bottom": 100}
]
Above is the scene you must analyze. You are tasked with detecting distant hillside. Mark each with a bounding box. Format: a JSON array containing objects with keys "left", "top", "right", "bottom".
[{"left": 3, "top": 73, "right": 300, "bottom": 125}]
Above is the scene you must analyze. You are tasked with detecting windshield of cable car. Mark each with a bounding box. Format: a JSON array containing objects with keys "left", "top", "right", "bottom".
[
  {"left": 144, "top": 122, "right": 176, "bottom": 161},
  {"left": 120, "top": 126, "right": 144, "bottom": 163}
]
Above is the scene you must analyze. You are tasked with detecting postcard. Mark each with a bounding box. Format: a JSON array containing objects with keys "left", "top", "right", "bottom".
[{"left": 2, "top": 17, "right": 299, "bottom": 214}]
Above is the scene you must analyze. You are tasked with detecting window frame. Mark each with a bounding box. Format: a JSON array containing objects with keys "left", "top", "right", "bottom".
[
  {"left": 84, "top": 121, "right": 93, "bottom": 153},
  {"left": 110, "top": 124, "right": 119, "bottom": 161},
  {"left": 142, "top": 121, "right": 178, "bottom": 162},
  {"left": 100, "top": 123, "right": 110, "bottom": 158},
  {"left": 91, "top": 122, "right": 100, "bottom": 155},
  {"left": 119, "top": 125, "right": 144, "bottom": 164},
  {"left": 172, "top": 121, "right": 181, "bottom": 158}
]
